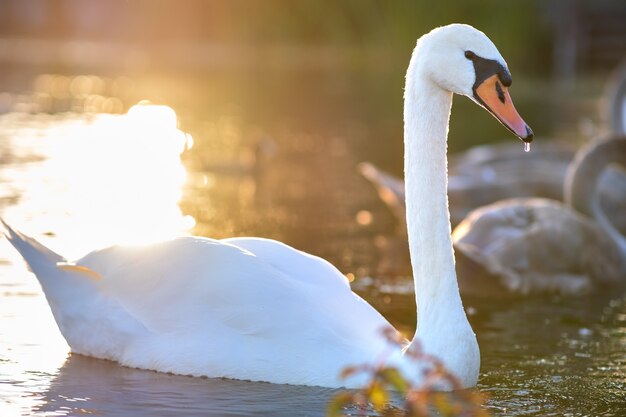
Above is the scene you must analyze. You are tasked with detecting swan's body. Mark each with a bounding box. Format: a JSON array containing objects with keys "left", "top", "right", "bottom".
[
  {"left": 453, "top": 138, "right": 626, "bottom": 295},
  {"left": 5, "top": 229, "right": 393, "bottom": 386},
  {"left": 5, "top": 24, "right": 533, "bottom": 388}
]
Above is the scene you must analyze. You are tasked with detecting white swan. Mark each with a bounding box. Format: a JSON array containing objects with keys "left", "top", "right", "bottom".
[{"left": 3, "top": 24, "right": 532, "bottom": 389}]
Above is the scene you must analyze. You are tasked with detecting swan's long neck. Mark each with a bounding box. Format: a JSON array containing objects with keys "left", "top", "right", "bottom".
[
  {"left": 565, "top": 140, "right": 626, "bottom": 255},
  {"left": 403, "top": 56, "right": 474, "bottom": 351}
]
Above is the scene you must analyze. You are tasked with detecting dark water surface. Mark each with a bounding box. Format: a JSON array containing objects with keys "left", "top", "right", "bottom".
[{"left": 0, "top": 72, "right": 624, "bottom": 416}]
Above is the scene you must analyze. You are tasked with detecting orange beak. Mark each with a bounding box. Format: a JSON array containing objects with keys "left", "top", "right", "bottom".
[{"left": 474, "top": 74, "right": 533, "bottom": 142}]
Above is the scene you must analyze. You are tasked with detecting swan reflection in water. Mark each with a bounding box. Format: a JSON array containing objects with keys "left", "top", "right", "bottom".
[{"left": 34, "top": 355, "right": 339, "bottom": 417}]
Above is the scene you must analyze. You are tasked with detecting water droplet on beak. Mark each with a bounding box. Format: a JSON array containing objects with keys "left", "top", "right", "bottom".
[{"left": 524, "top": 142, "right": 530, "bottom": 153}]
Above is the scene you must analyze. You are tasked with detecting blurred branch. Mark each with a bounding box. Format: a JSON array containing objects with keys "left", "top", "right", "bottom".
[{"left": 328, "top": 327, "right": 489, "bottom": 417}]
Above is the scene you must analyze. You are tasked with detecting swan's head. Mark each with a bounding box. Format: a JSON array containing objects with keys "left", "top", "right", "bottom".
[{"left": 411, "top": 24, "right": 533, "bottom": 143}]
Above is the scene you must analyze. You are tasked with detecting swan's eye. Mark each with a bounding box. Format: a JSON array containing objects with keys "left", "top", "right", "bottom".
[{"left": 464, "top": 50, "right": 476, "bottom": 60}]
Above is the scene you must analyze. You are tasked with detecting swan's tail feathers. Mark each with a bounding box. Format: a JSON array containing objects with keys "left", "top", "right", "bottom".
[{"left": 2, "top": 219, "right": 65, "bottom": 276}]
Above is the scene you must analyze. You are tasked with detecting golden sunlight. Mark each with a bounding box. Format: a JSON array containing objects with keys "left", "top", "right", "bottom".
[{"left": 2, "top": 102, "right": 194, "bottom": 258}]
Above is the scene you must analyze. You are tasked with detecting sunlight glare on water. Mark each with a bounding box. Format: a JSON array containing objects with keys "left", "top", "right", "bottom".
[
  {"left": 2, "top": 102, "right": 194, "bottom": 257},
  {"left": 0, "top": 103, "right": 197, "bottom": 416}
]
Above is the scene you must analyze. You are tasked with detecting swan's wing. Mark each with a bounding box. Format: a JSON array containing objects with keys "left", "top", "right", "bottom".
[
  {"left": 221, "top": 237, "right": 350, "bottom": 290},
  {"left": 76, "top": 238, "right": 290, "bottom": 334},
  {"left": 76, "top": 237, "right": 380, "bottom": 339},
  {"left": 217, "top": 237, "right": 393, "bottom": 343}
]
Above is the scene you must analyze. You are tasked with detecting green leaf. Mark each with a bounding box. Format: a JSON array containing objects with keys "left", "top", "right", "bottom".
[
  {"left": 432, "top": 393, "right": 460, "bottom": 417},
  {"left": 368, "top": 381, "right": 389, "bottom": 412},
  {"left": 327, "top": 392, "right": 354, "bottom": 417},
  {"left": 378, "top": 367, "right": 410, "bottom": 393}
]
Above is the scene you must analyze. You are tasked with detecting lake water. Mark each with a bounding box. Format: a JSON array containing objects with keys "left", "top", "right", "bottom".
[{"left": 0, "top": 75, "right": 624, "bottom": 417}]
